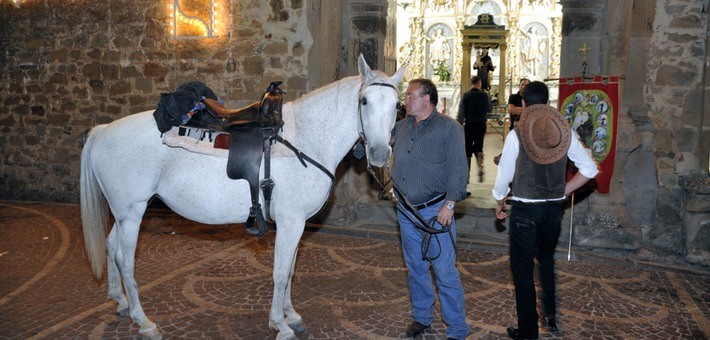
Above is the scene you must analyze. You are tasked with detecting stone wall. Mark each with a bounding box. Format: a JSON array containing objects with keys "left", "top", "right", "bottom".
[
  {"left": 1, "top": 0, "right": 707, "bottom": 267},
  {"left": 560, "top": 0, "right": 709, "bottom": 266},
  {"left": 644, "top": 0, "right": 709, "bottom": 265},
  {"left": 0, "top": 0, "right": 316, "bottom": 202}
]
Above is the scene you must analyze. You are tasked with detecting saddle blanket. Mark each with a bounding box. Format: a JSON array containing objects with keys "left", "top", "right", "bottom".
[{"left": 162, "top": 127, "right": 228, "bottom": 158}]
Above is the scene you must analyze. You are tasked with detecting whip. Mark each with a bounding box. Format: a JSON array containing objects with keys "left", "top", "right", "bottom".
[{"left": 567, "top": 192, "right": 575, "bottom": 261}]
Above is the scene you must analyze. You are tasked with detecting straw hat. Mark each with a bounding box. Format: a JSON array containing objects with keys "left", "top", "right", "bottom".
[{"left": 517, "top": 104, "right": 571, "bottom": 164}]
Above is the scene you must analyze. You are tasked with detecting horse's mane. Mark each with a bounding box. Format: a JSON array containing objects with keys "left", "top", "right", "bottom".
[
  {"left": 286, "top": 69, "right": 395, "bottom": 108},
  {"left": 274, "top": 70, "right": 396, "bottom": 158},
  {"left": 287, "top": 75, "right": 359, "bottom": 108}
]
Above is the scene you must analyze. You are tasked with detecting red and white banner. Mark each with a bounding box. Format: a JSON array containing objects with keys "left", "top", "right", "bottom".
[{"left": 558, "top": 76, "right": 620, "bottom": 194}]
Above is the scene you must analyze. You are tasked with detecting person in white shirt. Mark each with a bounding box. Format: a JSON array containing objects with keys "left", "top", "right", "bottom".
[{"left": 492, "top": 81, "right": 598, "bottom": 340}]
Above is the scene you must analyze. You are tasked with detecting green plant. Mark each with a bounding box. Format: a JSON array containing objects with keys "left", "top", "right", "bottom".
[{"left": 434, "top": 62, "right": 451, "bottom": 82}]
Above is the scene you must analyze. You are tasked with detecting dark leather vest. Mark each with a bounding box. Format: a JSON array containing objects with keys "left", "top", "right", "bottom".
[{"left": 512, "top": 136, "right": 568, "bottom": 199}]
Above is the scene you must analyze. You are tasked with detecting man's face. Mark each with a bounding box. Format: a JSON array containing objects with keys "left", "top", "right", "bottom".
[
  {"left": 405, "top": 84, "right": 428, "bottom": 116},
  {"left": 520, "top": 80, "right": 530, "bottom": 94}
]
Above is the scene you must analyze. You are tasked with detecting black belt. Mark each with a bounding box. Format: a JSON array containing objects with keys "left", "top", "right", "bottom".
[{"left": 414, "top": 194, "right": 445, "bottom": 210}]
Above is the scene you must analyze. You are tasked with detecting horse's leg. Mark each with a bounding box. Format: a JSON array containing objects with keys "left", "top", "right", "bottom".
[
  {"left": 113, "top": 203, "right": 161, "bottom": 339},
  {"left": 106, "top": 224, "right": 129, "bottom": 317},
  {"left": 268, "top": 219, "right": 306, "bottom": 340},
  {"left": 284, "top": 248, "right": 306, "bottom": 333}
]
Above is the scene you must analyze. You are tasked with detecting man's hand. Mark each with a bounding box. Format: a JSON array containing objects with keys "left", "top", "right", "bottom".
[
  {"left": 495, "top": 200, "right": 507, "bottom": 220},
  {"left": 437, "top": 201, "right": 455, "bottom": 226},
  {"left": 493, "top": 153, "right": 501, "bottom": 165}
]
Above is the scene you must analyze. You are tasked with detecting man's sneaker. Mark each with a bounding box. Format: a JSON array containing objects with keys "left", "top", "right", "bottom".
[
  {"left": 405, "top": 321, "right": 430, "bottom": 338},
  {"left": 544, "top": 316, "right": 559, "bottom": 332},
  {"left": 506, "top": 326, "right": 538, "bottom": 340}
]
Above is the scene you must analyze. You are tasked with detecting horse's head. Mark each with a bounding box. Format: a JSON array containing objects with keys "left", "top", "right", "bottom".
[{"left": 357, "top": 54, "right": 406, "bottom": 167}]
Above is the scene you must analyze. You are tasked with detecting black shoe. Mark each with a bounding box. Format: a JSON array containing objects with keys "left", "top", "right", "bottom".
[
  {"left": 478, "top": 170, "right": 484, "bottom": 183},
  {"left": 544, "top": 316, "right": 559, "bottom": 332},
  {"left": 506, "top": 326, "right": 538, "bottom": 340},
  {"left": 405, "top": 321, "right": 430, "bottom": 338},
  {"left": 466, "top": 191, "right": 472, "bottom": 197}
]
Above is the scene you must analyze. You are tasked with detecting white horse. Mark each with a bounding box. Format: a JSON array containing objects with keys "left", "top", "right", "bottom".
[{"left": 80, "top": 55, "right": 405, "bottom": 339}]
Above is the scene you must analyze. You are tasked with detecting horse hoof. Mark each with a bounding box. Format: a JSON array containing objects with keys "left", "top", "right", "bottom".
[
  {"left": 117, "top": 308, "right": 129, "bottom": 317},
  {"left": 269, "top": 324, "right": 298, "bottom": 340},
  {"left": 276, "top": 332, "right": 298, "bottom": 340},
  {"left": 288, "top": 321, "right": 307, "bottom": 334},
  {"left": 139, "top": 323, "right": 162, "bottom": 340}
]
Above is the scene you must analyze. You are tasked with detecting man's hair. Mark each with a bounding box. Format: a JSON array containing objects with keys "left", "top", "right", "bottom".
[
  {"left": 519, "top": 78, "right": 530, "bottom": 85},
  {"left": 471, "top": 75, "right": 482, "bottom": 85},
  {"left": 522, "top": 81, "right": 549, "bottom": 105},
  {"left": 409, "top": 78, "right": 439, "bottom": 106}
]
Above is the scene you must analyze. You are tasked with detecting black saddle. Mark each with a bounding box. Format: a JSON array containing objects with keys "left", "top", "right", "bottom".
[
  {"left": 220, "top": 82, "right": 284, "bottom": 237},
  {"left": 156, "top": 81, "right": 286, "bottom": 237},
  {"left": 184, "top": 81, "right": 285, "bottom": 132}
]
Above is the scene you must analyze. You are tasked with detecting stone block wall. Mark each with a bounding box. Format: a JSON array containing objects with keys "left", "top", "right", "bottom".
[
  {"left": 641, "top": 0, "right": 709, "bottom": 258},
  {"left": 558, "top": 0, "right": 708, "bottom": 266},
  {"left": 646, "top": 0, "right": 708, "bottom": 201},
  {"left": 681, "top": 175, "right": 710, "bottom": 266},
  {"left": 0, "top": 0, "right": 313, "bottom": 202}
]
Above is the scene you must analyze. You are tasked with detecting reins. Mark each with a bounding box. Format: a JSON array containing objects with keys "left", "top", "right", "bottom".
[
  {"left": 262, "top": 80, "right": 394, "bottom": 227},
  {"left": 270, "top": 79, "right": 458, "bottom": 261},
  {"left": 365, "top": 164, "right": 456, "bottom": 261},
  {"left": 273, "top": 135, "right": 335, "bottom": 182},
  {"left": 357, "top": 80, "right": 457, "bottom": 260}
]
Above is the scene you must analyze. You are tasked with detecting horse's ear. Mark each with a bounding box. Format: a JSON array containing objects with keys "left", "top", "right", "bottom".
[
  {"left": 391, "top": 64, "right": 407, "bottom": 86},
  {"left": 358, "top": 54, "right": 374, "bottom": 82}
]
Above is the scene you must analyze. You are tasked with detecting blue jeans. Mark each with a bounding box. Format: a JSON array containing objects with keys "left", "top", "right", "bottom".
[
  {"left": 397, "top": 201, "right": 470, "bottom": 339},
  {"left": 508, "top": 200, "right": 564, "bottom": 338}
]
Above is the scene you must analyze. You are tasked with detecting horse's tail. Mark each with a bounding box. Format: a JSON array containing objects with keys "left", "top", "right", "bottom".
[{"left": 80, "top": 125, "right": 109, "bottom": 279}]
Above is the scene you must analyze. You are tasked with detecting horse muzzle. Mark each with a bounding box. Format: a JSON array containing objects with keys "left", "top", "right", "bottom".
[{"left": 367, "top": 144, "right": 391, "bottom": 167}]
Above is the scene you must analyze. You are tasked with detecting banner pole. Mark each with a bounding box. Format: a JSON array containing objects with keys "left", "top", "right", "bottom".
[{"left": 567, "top": 192, "right": 575, "bottom": 261}]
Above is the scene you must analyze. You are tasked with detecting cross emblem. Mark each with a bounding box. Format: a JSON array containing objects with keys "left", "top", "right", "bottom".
[{"left": 579, "top": 43, "right": 591, "bottom": 62}]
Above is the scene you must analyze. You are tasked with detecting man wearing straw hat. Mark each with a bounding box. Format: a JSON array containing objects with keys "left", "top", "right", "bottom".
[{"left": 492, "top": 81, "right": 598, "bottom": 340}]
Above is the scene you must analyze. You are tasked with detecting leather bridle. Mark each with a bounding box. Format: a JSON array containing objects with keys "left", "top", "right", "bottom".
[{"left": 357, "top": 81, "right": 399, "bottom": 167}]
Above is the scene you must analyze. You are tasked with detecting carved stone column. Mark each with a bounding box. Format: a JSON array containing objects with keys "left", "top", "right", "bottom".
[
  {"left": 550, "top": 16, "right": 562, "bottom": 79},
  {"left": 410, "top": 16, "right": 426, "bottom": 79},
  {"left": 460, "top": 41, "right": 472, "bottom": 95},
  {"left": 507, "top": 15, "right": 520, "bottom": 87},
  {"left": 453, "top": 16, "right": 466, "bottom": 83},
  {"left": 384, "top": 0, "right": 398, "bottom": 74},
  {"left": 346, "top": 0, "right": 389, "bottom": 74}
]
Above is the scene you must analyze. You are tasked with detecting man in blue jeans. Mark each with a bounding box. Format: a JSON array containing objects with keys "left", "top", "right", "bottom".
[
  {"left": 392, "top": 78, "right": 470, "bottom": 339},
  {"left": 492, "top": 81, "right": 598, "bottom": 339}
]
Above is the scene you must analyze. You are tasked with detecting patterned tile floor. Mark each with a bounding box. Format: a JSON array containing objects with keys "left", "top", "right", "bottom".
[{"left": 1, "top": 202, "right": 708, "bottom": 339}]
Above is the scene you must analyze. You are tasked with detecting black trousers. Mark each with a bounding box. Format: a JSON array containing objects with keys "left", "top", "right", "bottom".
[
  {"left": 508, "top": 200, "right": 564, "bottom": 338},
  {"left": 464, "top": 123, "right": 486, "bottom": 158}
]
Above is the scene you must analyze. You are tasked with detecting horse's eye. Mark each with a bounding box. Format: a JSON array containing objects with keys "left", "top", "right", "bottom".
[
  {"left": 360, "top": 97, "right": 368, "bottom": 106},
  {"left": 396, "top": 102, "right": 402, "bottom": 110}
]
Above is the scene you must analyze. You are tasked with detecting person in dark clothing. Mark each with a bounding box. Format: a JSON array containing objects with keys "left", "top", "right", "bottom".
[
  {"left": 474, "top": 48, "right": 495, "bottom": 91},
  {"left": 457, "top": 75, "right": 492, "bottom": 183},
  {"left": 507, "top": 78, "right": 530, "bottom": 130},
  {"left": 493, "top": 81, "right": 598, "bottom": 340}
]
